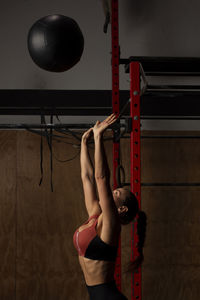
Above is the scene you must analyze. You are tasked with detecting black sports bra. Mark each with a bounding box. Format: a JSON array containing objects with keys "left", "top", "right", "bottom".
[{"left": 73, "top": 215, "right": 118, "bottom": 261}]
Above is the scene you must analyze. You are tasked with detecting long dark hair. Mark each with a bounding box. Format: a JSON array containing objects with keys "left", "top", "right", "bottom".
[
  {"left": 119, "top": 191, "right": 147, "bottom": 272},
  {"left": 125, "top": 210, "right": 147, "bottom": 272},
  {"left": 119, "top": 191, "right": 139, "bottom": 225}
]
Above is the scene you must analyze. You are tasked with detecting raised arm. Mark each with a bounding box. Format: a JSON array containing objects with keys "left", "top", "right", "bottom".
[
  {"left": 93, "top": 115, "right": 118, "bottom": 225},
  {"left": 81, "top": 128, "right": 94, "bottom": 180},
  {"left": 80, "top": 128, "right": 101, "bottom": 216}
]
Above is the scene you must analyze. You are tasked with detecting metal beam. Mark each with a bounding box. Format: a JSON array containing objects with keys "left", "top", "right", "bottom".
[
  {"left": 123, "top": 56, "right": 200, "bottom": 75},
  {"left": 1, "top": 89, "right": 200, "bottom": 117}
]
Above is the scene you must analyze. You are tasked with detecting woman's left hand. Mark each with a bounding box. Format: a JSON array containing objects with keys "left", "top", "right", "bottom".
[
  {"left": 82, "top": 127, "right": 93, "bottom": 144},
  {"left": 93, "top": 114, "right": 117, "bottom": 137}
]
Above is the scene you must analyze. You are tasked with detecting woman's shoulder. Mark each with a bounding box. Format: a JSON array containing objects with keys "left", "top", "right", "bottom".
[{"left": 99, "top": 216, "right": 121, "bottom": 247}]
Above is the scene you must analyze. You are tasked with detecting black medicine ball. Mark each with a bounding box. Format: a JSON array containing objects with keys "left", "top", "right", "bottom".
[{"left": 27, "top": 14, "right": 84, "bottom": 72}]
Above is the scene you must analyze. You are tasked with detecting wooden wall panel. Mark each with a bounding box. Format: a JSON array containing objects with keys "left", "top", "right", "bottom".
[
  {"left": 0, "top": 131, "right": 16, "bottom": 300},
  {"left": 136, "top": 132, "right": 200, "bottom": 300},
  {"left": 16, "top": 131, "right": 89, "bottom": 300},
  {"left": 142, "top": 187, "right": 200, "bottom": 300},
  {"left": 1, "top": 130, "right": 200, "bottom": 300},
  {"left": 141, "top": 131, "right": 200, "bottom": 183},
  {"left": 120, "top": 132, "right": 200, "bottom": 300}
]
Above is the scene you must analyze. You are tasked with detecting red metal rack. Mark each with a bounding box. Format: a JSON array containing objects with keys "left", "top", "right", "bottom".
[
  {"left": 111, "top": 1, "right": 142, "bottom": 298},
  {"left": 130, "top": 62, "right": 142, "bottom": 300},
  {"left": 111, "top": 0, "right": 121, "bottom": 290}
]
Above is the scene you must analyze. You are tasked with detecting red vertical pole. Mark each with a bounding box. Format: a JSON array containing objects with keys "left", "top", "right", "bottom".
[
  {"left": 111, "top": 0, "right": 121, "bottom": 291},
  {"left": 130, "top": 62, "right": 142, "bottom": 300},
  {"left": 112, "top": 0, "right": 119, "bottom": 118}
]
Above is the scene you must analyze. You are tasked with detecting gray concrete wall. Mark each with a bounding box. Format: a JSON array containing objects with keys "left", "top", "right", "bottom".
[
  {"left": 1, "top": 0, "right": 200, "bottom": 90},
  {"left": 0, "top": 0, "right": 110, "bottom": 89},
  {"left": 1, "top": 0, "right": 200, "bottom": 130}
]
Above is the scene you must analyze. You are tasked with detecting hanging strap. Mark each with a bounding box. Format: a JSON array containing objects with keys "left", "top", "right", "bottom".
[
  {"left": 39, "top": 113, "right": 54, "bottom": 192},
  {"left": 49, "top": 114, "right": 53, "bottom": 192},
  {"left": 39, "top": 113, "right": 45, "bottom": 187}
]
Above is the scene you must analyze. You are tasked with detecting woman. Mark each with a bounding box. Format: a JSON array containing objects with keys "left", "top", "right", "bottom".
[{"left": 73, "top": 114, "right": 139, "bottom": 300}]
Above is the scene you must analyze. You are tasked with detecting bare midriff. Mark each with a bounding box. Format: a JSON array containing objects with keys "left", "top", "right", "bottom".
[
  {"left": 77, "top": 213, "right": 119, "bottom": 286},
  {"left": 79, "top": 255, "right": 116, "bottom": 286}
]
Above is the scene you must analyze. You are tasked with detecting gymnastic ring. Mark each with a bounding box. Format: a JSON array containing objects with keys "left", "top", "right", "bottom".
[{"left": 116, "top": 164, "right": 126, "bottom": 187}]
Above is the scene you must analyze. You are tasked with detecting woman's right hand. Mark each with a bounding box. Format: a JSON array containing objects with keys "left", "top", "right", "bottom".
[{"left": 93, "top": 114, "right": 117, "bottom": 138}]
